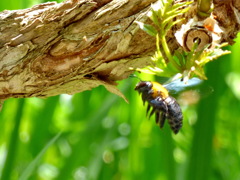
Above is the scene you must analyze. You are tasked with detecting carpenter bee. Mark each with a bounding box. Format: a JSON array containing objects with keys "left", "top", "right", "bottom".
[{"left": 135, "top": 81, "right": 183, "bottom": 134}]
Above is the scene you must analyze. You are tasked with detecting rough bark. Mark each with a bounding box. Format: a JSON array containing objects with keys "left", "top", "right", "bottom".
[{"left": 0, "top": 0, "right": 239, "bottom": 101}]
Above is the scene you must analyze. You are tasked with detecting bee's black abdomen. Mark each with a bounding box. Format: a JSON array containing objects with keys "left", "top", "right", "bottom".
[{"left": 165, "top": 96, "right": 183, "bottom": 134}]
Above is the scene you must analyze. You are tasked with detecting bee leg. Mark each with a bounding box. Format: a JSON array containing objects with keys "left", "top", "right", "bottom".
[
  {"left": 146, "top": 104, "right": 151, "bottom": 116},
  {"left": 159, "top": 112, "right": 166, "bottom": 129},
  {"left": 149, "top": 98, "right": 168, "bottom": 128},
  {"left": 149, "top": 107, "right": 156, "bottom": 118},
  {"left": 155, "top": 112, "right": 160, "bottom": 124},
  {"left": 142, "top": 96, "right": 146, "bottom": 105},
  {"left": 155, "top": 112, "right": 166, "bottom": 129},
  {"left": 141, "top": 92, "right": 152, "bottom": 105},
  {"left": 150, "top": 98, "right": 167, "bottom": 112}
]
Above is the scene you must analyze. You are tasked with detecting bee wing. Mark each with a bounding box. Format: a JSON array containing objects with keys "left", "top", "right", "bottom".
[{"left": 163, "top": 77, "right": 203, "bottom": 95}]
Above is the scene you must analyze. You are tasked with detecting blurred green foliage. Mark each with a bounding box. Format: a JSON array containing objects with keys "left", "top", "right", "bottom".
[{"left": 0, "top": 1, "right": 240, "bottom": 180}]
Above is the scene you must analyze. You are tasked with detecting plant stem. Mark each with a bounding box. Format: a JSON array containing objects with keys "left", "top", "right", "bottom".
[
  {"left": 156, "top": 34, "right": 160, "bottom": 53},
  {"left": 1, "top": 99, "right": 25, "bottom": 180},
  {"left": 161, "top": 35, "right": 181, "bottom": 71},
  {"left": 197, "top": 0, "right": 212, "bottom": 18}
]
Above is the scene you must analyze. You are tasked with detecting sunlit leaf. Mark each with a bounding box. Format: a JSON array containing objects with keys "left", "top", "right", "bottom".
[{"left": 135, "top": 21, "right": 158, "bottom": 36}]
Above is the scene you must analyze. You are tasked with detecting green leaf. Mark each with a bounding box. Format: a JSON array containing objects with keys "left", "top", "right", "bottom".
[
  {"left": 148, "top": 9, "right": 161, "bottom": 26},
  {"left": 172, "top": 1, "right": 193, "bottom": 10},
  {"left": 19, "top": 133, "right": 61, "bottom": 180},
  {"left": 164, "top": 18, "right": 184, "bottom": 33},
  {"left": 135, "top": 21, "right": 158, "bottom": 36}
]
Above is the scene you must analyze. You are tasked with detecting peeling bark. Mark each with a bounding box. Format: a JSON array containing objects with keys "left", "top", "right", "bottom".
[{"left": 0, "top": 0, "right": 239, "bottom": 101}]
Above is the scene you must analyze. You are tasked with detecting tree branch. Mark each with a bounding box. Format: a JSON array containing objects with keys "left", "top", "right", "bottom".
[{"left": 0, "top": 0, "right": 239, "bottom": 101}]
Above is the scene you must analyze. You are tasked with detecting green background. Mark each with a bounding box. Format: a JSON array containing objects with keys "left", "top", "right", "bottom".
[{"left": 0, "top": 1, "right": 240, "bottom": 179}]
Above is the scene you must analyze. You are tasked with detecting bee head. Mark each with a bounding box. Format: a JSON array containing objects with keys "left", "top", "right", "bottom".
[{"left": 134, "top": 81, "right": 152, "bottom": 93}]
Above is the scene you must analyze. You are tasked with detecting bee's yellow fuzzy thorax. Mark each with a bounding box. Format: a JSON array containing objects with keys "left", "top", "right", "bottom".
[{"left": 151, "top": 82, "right": 169, "bottom": 99}]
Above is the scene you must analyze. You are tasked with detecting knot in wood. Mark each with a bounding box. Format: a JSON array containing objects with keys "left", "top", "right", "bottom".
[{"left": 183, "top": 28, "right": 212, "bottom": 51}]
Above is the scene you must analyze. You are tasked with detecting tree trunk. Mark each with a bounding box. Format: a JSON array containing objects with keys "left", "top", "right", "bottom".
[{"left": 0, "top": 0, "right": 239, "bottom": 101}]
